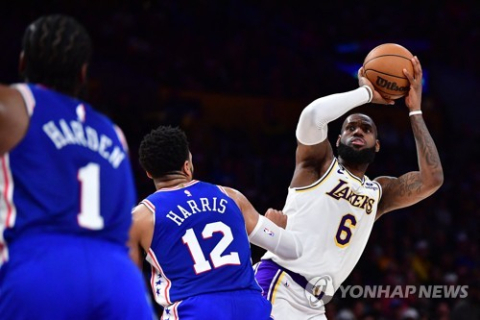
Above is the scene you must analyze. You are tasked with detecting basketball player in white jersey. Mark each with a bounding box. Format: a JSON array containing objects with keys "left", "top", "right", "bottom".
[{"left": 254, "top": 56, "right": 443, "bottom": 319}]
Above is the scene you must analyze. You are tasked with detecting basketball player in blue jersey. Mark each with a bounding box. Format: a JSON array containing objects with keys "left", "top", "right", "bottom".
[
  {"left": 129, "top": 126, "right": 303, "bottom": 320},
  {"left": 0, "top": 15, "right": 154, "bottom": 319},
  {"left": 255, "top": 57, "right": 444, "bottom": 319}
]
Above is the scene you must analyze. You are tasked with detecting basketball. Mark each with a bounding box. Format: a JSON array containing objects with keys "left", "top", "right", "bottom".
[{"left": 363, "top": 43, "right": 414, "bottom": 100}]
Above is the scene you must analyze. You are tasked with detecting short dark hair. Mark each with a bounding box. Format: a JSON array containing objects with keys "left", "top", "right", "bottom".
[
  {"left": 139, "top": 126, "right": 190, "bottom": 178},
  {"left": 21, "top": 14, "right": 92, "bottom": 95}
]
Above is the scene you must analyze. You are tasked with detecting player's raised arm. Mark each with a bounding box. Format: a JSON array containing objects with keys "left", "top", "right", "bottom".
[
  {"left": 223, "top": 186, "right": 302, "bottom": 260},
  {"left": 375, "top": 56, "right": 444, "bottom": 218},
  {"left": 291, "top": 72, "right": 393, "bottom": 188},
  {"left": 0, "top": 85, "right": 29, "bottom": 155}
]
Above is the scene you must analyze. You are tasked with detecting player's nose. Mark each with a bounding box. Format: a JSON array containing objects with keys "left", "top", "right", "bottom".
[{"left": 352, "top": 127, "right": 364, "bottom": 136}]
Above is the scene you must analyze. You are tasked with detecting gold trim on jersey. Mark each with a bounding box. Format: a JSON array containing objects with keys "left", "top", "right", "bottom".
[
  {"left": 341, "top": 166, "right": 365, "bottom": 184},
  {"left": 293, "top": 158, "right": 338, "bottom": 192},
  {"left": 376, "top": 181, "right": 382, "bottom": 199},
  {"left": 270, "top": 272, "right": 286, "bottom": 304}
]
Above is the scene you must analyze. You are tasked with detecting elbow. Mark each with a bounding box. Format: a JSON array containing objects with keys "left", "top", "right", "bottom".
[
  {"left": 427, "top": 169, "right": 444, "bottom": 193},
  {"left": 294, "top": 239, "right": 304, "bottom": 259},
  {"left": 280, "top": 236, "right": 304, "bottom": 260},
  {"left": 433, "top": 169, "right": 444, "bottom": 190}
]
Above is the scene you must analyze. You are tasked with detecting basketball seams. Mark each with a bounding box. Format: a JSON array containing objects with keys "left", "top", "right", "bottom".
[
  {"left": 362, "top": 43, "right": 413, "bottom": 99},
  {"left": 364, "top": 69, "right": 408, "bottom": 80},
  {"left": 363, "top": 54, "right": 412, "bottom": 66}
]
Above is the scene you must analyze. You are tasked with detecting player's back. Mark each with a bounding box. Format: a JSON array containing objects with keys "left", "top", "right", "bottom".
[
  {"left": 1, "top": 84, "right": 135, "bottom": 256},
  {"left": 0, "top": 84, "right": 153, "bottom": 320},
  {"left": 142, "top": 180, "right": 261, "bottom": 306}
]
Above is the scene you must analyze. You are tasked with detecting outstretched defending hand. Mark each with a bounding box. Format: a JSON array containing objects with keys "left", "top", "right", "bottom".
[
  {"left": 403, "top": 56, "right": 423, "bottom": 112},
  {"left": 265, "top": 208, "right": 287, "bottom": 229},
  {"left": 357, "top": 67, "right": 395, "bottom": 105}
]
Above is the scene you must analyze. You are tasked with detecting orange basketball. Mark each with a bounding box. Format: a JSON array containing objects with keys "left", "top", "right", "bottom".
[{"left": 363, "top": 43, "right": 414, "bottom": 100}]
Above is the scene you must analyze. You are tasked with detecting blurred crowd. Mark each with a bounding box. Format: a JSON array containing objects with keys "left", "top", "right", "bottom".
[{"left": 1, "top": 1, "right": 480, "bottom": 319}]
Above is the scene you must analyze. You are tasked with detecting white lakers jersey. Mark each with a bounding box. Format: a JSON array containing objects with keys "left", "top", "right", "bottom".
[{"left": 262, "top": 157, "right": 382, "bottom": 293}]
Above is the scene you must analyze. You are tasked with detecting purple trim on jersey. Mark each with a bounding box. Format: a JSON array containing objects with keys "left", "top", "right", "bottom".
[{"left": 255, "top": 260, "right": 283, "bottom": 300}]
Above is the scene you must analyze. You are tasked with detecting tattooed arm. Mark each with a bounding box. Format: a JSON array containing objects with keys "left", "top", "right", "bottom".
[{"left": 375, "top": 56, "right": 444, "bottom": 219}]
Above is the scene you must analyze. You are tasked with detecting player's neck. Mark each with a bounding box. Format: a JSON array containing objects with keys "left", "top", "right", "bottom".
[
  {"left": 154, "top": 173, "right": 192, "bottom": 191},
  {"left": 338, "top": 159, "right": 369, "bottom": 179}
]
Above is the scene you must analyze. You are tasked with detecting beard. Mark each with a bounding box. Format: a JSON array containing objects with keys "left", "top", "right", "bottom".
[{"left": 337, "top": 142, "right": 376, "bottom": 165}]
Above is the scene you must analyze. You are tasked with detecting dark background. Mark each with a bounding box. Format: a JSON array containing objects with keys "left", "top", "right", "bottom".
[{"left": 2, "top": 1, "right": 479, "bottom": 319}]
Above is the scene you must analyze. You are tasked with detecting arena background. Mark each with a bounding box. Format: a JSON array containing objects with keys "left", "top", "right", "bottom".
[{"left": 1, "top": 1, "right": 479, "bottom": 319}]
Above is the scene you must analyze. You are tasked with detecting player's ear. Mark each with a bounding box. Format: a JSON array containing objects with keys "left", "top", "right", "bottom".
[
  {"left": 336, "top": 135, "right": 341, "bottom": 147},
  {"left": 146, "top": 171, "right": 153, "bottom": 179},
  {"left": 183, "top": 160, "right": 193, "bottom": 178},
  {"left": 375, "top": 139, "right": 380, "bottom": 152},
  {"left": 19, "top": 51, "right": 26, "bottom": 74},
  {"left": 79, "top": 63, "right": 88, "bottom": 84}
]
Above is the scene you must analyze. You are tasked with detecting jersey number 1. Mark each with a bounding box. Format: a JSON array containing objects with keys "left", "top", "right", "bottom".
[
  {"left": 77, "top": 163, "right": 104, "bottom": 230},
  {"left": 182, "top": 222, "right": 241, "bottom": 274}
]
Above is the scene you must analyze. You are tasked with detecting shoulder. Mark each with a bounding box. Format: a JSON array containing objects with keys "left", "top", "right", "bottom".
[
  {"left": 132, "top": 202, "right": 155, "bottom": 230},
  {"left": 216, "top": 185, "right": 245, "bottom": 209},
  {"left": 373, "top": 175, "right": 395, "bottom": 191}
]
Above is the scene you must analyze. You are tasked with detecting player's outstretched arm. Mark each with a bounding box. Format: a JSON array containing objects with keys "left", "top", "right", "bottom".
[
  {"left": 224, "top": 187, "right": 302, "bottom": 260},
  {"left": 0, "top": 85, "right": 29, "bottom": 155},
  {"left": 375, "top": 57, "right": 444, "bottom": 219},
  {"left": 129, "top": 204, "right": 155, "bottom": 269}
]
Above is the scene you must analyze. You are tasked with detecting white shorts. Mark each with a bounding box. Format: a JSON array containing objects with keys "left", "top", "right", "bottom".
[{"left": 254, "top": 260, "right": 328, "bottom": 320}]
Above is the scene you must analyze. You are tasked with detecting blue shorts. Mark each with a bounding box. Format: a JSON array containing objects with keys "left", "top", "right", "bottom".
[
  {"left": 0, "top": 234, "right": 154, "bottom": 320},
  {"left": 161, "top": 290, "right": 273, "bottom": 320}
]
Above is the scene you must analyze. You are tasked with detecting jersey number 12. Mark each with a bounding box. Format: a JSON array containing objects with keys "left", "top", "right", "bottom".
[{"left": 182, "top": 221, "right": 241, "bottom": 274}]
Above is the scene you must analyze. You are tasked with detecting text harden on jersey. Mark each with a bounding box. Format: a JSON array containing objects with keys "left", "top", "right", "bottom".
[{"left": 42, "top": 119, "right": 126, "bottom": 169}]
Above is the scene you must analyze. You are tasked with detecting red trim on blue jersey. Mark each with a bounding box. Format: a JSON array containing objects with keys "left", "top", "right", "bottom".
[
  {"left": 1, "top": 156, "right": 13, "bottom": 228},
  {"left": 148, "top": 248, "right": 172, "bottom": 305},
  {"left": 141, "top": 199, "right": 156, "bottom": 213}
]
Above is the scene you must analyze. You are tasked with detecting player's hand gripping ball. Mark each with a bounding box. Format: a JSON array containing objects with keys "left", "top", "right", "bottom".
[{"left": 363, "top": 43, "right": 414, "bottom": 100}]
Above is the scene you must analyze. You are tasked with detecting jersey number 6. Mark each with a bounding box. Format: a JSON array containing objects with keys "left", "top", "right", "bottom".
[{"left": 334, "top": 214, "right": 357, "bottom": 248}]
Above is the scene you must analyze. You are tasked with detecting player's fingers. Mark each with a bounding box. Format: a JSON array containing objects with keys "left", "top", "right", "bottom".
[
  {"left": 403, "top": 67, "right": 417, "bottom": 85},
  {"left": 265, "top": 208, "right": 279, "bottom": 217},
  {"left": 413, "top": 56, "right": 423, "bottom": 78},
  {"left": 384, "top": 98, "right": 395, "bottom": 105},
  {"left": 358, "top": 67, "right": 366, "bottom": 78}
]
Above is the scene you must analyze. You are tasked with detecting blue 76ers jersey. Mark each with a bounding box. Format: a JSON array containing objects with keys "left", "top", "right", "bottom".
[
  {"left": 0, "top": 84, "right": 136, "bottom": 264},
  {"left": 141, "top": 180, "right": 260, "bottom": 307}
]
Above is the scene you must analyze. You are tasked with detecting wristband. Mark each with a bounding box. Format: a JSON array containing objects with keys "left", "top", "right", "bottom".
[
  {"left": 362, "top": 85, "right": 373, "bottom": 103},
  {"left": 409, "top": 110, "right": 423, "bottom": 117}
]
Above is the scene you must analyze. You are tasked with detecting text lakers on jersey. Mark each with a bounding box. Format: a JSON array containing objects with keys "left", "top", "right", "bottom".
[{"left": 326, "top": 180, "right": 376, "bottom": 214}]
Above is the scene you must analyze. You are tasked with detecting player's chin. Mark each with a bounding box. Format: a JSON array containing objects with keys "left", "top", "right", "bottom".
[{"left": 349, "top": 144, "right": 365, "bottom": 150}]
